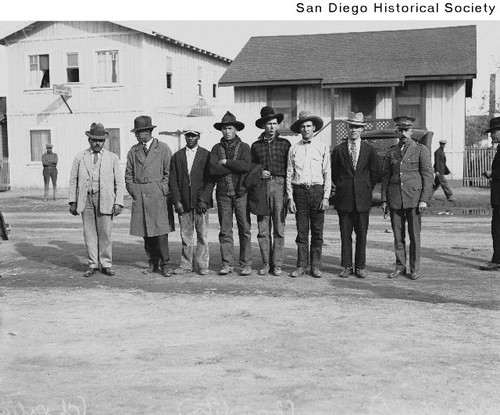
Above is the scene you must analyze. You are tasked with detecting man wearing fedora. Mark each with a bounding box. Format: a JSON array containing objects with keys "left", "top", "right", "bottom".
[
  {"left": 286, "top": 111, "right": 331, "bottom": 278},
  {"left": 251, "top": 106, "right": 291, "bottom": 276},
  {"left": 170, "top": 127, "right": 214, "bottom": 276},
  {"left": 381, "top": 116, "right": 433, "bottom": 280},
  {"left": 432, "top": 139, "right": 455, "bottom": 202},
  {"left": 69, "top": 122, "right": 124, "bottom": 277},
  {"left": 125, "top": 115, "right": 175, "bottom": 277},
  {"left": 480, "top": 116, "right": 500, "bottom": 270},
  {"left": 210, "top": 111, "right": 252, "bottom": 276},
  {"left": 42, "top": 143, "right": 58, "bottom": 201},
  {"left": 331, "top": 112, "right": 378, "bottom": 279}
]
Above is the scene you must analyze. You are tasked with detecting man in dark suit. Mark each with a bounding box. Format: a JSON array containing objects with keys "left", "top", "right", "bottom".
[
  {"left": 331, "top": 112, "right": 378, "bottom": 278},
  {"left": 480, "top": 116, "right": 500, "bottom": 270},
  {"left": 381, "top": 116, "right": 433, "bottom": 280},
  {"left": 170, "top": 127, "right": 214, "bottom": 275},
  {"left": 432, "top": 139, "right": 454, "bottom": 201}
]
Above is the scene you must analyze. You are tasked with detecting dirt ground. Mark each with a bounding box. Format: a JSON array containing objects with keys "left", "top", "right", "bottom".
[{"left": 0, "top": 182, "right": 499, "bottom": 414}]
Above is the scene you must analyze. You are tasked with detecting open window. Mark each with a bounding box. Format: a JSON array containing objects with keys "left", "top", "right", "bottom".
[{"left": 28, "top": 54, "right": 50, "bottom": 89}]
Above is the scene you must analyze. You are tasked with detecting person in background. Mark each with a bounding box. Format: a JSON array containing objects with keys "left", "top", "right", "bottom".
[
  {"left": 42, "top": 143, "right": 58, "bottom": 201},
  {"left": 432, "top": 139, "right": 455, "bottom": 202}
]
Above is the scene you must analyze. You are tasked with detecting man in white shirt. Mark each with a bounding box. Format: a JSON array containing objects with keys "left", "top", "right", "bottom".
[{"left": 287, "top": 111, "right": 331, "bottom": 278}]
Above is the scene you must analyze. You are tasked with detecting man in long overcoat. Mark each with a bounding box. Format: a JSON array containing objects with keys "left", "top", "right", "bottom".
[{"left": 125, "top": 115, "right": 174, "bottom": 277}]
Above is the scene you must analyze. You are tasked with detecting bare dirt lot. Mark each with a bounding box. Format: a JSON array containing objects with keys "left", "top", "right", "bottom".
[{"left": 0, "top": 183, "right": 499, "bottom": 414}]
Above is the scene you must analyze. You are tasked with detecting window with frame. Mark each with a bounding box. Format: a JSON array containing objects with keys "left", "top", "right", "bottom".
[
  {"left": 28, "top": 54, "right": 50, "bottom": 89},
  {"left": 197, "top": 65, "right": 203, "bottom": 96},
  {"left": 350, "top": 88, "right": 376, "bottom": 120},
  {"left": 267, "top": 86, "right": 297, "bottom": 132},
  {"left": 96, "top": 50, "right": 119, "bottom": 85},
  {"left": 166, "top": 56, "right": 173, "bottom": 90},
  {"left": 30, "top": 130, "right": 51, "bottom": 161},
  {"left": 66, "top": 52, "right": 80, "bottom": 83},
  {"left": 212, "top": 70, "right": 218, "bottom": 98},
  {"left": 104, "top": 128, "right": 120, "bottom": 158}
]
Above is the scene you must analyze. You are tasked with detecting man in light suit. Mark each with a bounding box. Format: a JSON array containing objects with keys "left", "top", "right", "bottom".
[
  {"left": 69, "top": 123, "right": 124, "bottom": 277},
  {"left": 381, "top": 116, "right": 433, "bottom": 280},
  {"left": 331, "top": 112, "right": 379, "bottom": 278}
]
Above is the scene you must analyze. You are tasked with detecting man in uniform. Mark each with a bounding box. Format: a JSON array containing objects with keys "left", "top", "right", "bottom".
[
  {"left": 42, "top": 143, "right": 58, "bottom": 201},
  {"left": 432, "top": 139, "right": 454, "bottom": 201},
  {"left": 381, "top": 116, "right": 433, "bottom": 280}
]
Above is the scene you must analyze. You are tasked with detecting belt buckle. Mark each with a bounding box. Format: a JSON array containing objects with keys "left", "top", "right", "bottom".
[{"left": 305, "top": 184, "right": 311, "bottom": 190}]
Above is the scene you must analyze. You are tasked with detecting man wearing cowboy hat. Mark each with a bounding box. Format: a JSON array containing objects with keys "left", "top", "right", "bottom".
[
  {"left": 210, "top": 111, "right": 252, "bottom": 276},
  {"left": 480, "top": 116, "right": 500, "bottom": 270},
  {"left": 331, "top": 112, "right": 378, "bottom": 279},
  {"left": 286, "top": 111, "right": 331, "bottom": 278},
  {"left": 251, "top": 106, "right": 291, "bottom": 276},
  {"left": 125, "top": 115, "right": 175, "bottom": 277},
  {"left": 170, "top": 126, "right": 214, "bottom": 276},
  {"left": 381, "top": 115, "right": 433, "bottom": 280},
  {"left": 41, "top": 143, "right": 58, "bottom": 201},
  {"left": 432, "top": 139, "right": 455, "bottom": 202},
  {"left": 69, "top": 122, "right": 124, "bottom": 277}
]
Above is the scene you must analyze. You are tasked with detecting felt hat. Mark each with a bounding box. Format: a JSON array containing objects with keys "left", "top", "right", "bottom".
[
  {"left": 85, "top": 123, "right": 109, "bottom": 140},
  {"left": 485, "top": 116, "right": 500, "bottom": 134},
  {"left": 255, "top": 106, "right": 284, "bottom": 129},
  {"left": 290, "top": 111, "right": 324, "bottom": 134},
  {"left": 345, "top": 111, "right": 367, "bottom": 127},
  {"left": 214, "top": 111, "right": 245, "bottom": 131},
  {"left": 131, "top": 115, "right": 156, "bottom": 133}
]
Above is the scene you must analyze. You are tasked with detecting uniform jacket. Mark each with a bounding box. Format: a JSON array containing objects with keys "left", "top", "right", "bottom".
[
  {"left": 125, "top": 138, "right": 174, "bottom": 237},
  {"left": 69, "top": 148, "right": 124, "bottom": 214},
  {"left": 169, "top": 146, "right": 214, "bottom": 210},
  {"left": 433, "top": 147, "right": 451, "bottom": 175},
  {"left": 381, "top": 139, "right": 433, "bottom": 209},
  {"left": 331, "top": 140, "right": 379, "bottom": 212},
  {"left": 490, "top": 149, "right": 500, "bottom": 206}
]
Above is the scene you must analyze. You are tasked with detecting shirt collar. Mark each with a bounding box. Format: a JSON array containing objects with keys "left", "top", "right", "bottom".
[
  {"left": 186, "top": 145, "right": 198, "bottom": 153},
  {"left": 143, "top": 138, "right": 154, "bottom": 150}
]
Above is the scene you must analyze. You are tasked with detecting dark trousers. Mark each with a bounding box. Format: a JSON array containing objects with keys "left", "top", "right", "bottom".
[
  {"left": 293, "top": 186, "right": 324, "bottom": 268},
  {"left": 390, "top": 208, "right": 421, "bottom": 273},
  {"left": 217, "top": 194, "right": 252, "bottom": 267},
  {"left": 337, "top": 210, "right": 370, "bottom": 269},
  {"left": 43, "top": 167, "right": 57, "bottom": 199},
  {"left": 491, "top": 206, "right": 500, "bottom": 263},
  {"left": 143, "top": 234, "right": 170, "bottom": 267},
  {"left": 433, "top": 174, "right": 453, "bottom": 199}
]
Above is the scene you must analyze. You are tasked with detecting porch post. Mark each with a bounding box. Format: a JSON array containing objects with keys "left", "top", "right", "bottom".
[{"left": 331, "top": 88, "right": 336, "bottom": 148}]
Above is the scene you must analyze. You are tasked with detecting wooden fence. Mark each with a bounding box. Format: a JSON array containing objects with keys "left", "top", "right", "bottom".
[{"left": 463, "top": 147, "right": 495, "bottom": 187}]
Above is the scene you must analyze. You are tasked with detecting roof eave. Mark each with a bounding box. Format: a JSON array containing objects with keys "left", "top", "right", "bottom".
[{"left": 219, "top": 79, "right": 323, "bottom": 87}]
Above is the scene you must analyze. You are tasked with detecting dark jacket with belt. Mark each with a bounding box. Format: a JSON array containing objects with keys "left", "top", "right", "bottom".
[{"left": 170, "top": 146, "right": 214, "bottom": 210}]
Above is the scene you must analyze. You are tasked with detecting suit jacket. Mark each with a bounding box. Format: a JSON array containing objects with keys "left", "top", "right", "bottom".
[
  {"left": 381, "top": 139, "right": 433, "bottom": 209},
  {"left": 434, "top": 147, "right": 450, "bottom": 175},
  {"left": 169, "top": 146, "right": 214, "bottom": 210},
  {"left": 68, "top": 148, "right": 124, "bottom": 214},
  {"left": 125, "top": 138, "right": 174, "bottom": 237},
  {"left": 331, "top": 140, "right": 379, "bottom": 212},
  {"left": 490, "top": 149, "right": 500, "bottom": 206}
]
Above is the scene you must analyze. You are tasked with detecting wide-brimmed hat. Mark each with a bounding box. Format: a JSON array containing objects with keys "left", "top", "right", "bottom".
[
  {"left": 131, "top": 115, "right": 156, "bottom": 133},
  {"left": 45, "top": 143, "right": 53, "bottom": 149},
  {"left": 345, "top": 111, "right": 367, "bottom": 127},
  {"left": 485, "top": 117, "right": 500, "bottom": 134},
  {"left": 214, "top": 111, "right": 245, "bottom": 131},
  {"left": 290, "top": 111, "right": 324, "bottom": 134},
  {"left": 85, "top": 123, "right": 109, "bottom": 140},
  {"left": 255, "top": 106, "right": 284, "bottom": 129},
  {"left": 394, "top": 115, "right": 415, "bottom": 128}
]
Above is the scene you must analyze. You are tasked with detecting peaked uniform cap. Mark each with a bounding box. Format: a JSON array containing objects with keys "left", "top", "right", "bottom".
[
  {"left": 85, "top": 123, "right": 109, "bottom": 140},
  {"left": 255, "top": 106, "right": 284, "bottom": 129},
  {"left": 394, "top": 115, "right": 415, "bottom": 128},
  {"left": 214, "top": 111, "right": 245, "bottom": 131},
  {"left": 290, "top": 111, "right": 324, "bottom": 134}
]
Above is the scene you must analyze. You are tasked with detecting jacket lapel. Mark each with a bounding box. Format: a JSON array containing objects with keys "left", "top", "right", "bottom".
[
  {"left": 179, "top": 147, "right": 189, "bottom": 178},
  {"left": 142, "top": 138, "right": 158, "bottom": 169},
  {"left": 83, "top": 148, "right": 93, "bottom": 176},
  {"left": 341, "top": 141, "right": 355, "bottom": 174},
  {"left": 356, "top": 141, "right": 369, "bottom": 171},
  {"left": 135, "top": 143, "right": 147, "bottom": 165},
  {"left": 190, "top": 147, "right": 204, "bottom": 177}
]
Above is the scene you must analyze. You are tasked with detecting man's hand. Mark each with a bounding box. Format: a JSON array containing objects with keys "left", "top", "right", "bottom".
[
  {"left": 196, "top": 200, "right": 208, "bottom": 214},
  {"left": 417, "top": 201, "right": 427, "bottom": 213},
  {"left": 174, "top": 201, "right": 184, "bottom": 215},
  {"left": 112, "top": 204, "right": 123, "bottom": 217},
  {"left": 218, "top": 159, "right": 227, "bottom": 166},
  {"left": 319, "top": 198, "right": 329, "bottom": 211},
  {"left": 69, "top": 202, "right": 78, "bottom": 216},
  {"left": 288, "top": 199, "right": 297, "bottom": 214},
  {"left": 381, "top": 201, "right": 388, "bottom": 215},
  {"left": 261, "top": 169, "right": 271, "bottom": 180}
]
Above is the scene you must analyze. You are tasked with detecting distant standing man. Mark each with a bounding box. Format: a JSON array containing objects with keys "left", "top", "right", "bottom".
[
  {"left": 480, "top": 116, "right": 500, "bottom": 270},
  {"left": 42, "top": 143, "right": 58, "bottom": 201},
  {"left": 432, "top": 139, "right": 454, "bottom": 201},
  {"left": 381, "top": 116, "right": 433, "bottom": 280},
  {"left": 210, "top": 111, "right": 252, "bottom": 276},
  {"left": 331, "top": 112, "right": 378, "bottom": 279},
  {"left": 287, "top": 111, "right": 331, "bottom": 278},
  {"left": 251, "top": 106, "right": 291, "bottom": 276},
  {"left": 170, "top": 127, "right": 214, "bottom": 275},
  {"left": 69, "top": 123, "right": 124, "bottom": 277},
  {"left": 125, "top": 115, "right": 174, "bottom": 277}
]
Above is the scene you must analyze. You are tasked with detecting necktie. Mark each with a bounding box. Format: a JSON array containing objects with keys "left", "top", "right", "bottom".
[
  {"left": 350, "top": 141, "right": 357, "bottom": 170},
  {"left": 93, "top": 152, "right": 99, "bottom": 164},
  {"left": 143, "top": 143, "right": 148, "bottom": 156}
]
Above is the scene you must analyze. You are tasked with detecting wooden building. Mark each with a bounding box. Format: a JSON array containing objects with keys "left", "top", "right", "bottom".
[
  {"left": 219, "top": 26, "right": 477, "bottom": 180},
  {"left": 0, "top": 21, "right": 233, "bottom": 189}
]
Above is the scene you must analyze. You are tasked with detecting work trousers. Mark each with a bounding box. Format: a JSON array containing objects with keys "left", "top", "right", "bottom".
[
  {"left": 144, "top": 234, "right": 170, "bottom": 267},
  {"left": 43, "top": 167, "right": 57, "bottom": 199},
  {"left": 337, "top": 210, "right": 370, "bottom": 270},
  {"left": 389, "top": 207, "right": 422, "bottom": 273},
  {"left": 178, "top": 209, "right": 209, "bottom": 271},
  {"left": 491, "top": 205, "right": 500, "bottom": 264},
  {"left": 433, "top": 174, "right": 453, "bottom": 200}
]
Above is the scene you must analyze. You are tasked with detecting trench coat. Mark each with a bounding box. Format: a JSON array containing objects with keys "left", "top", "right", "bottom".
[{"left": 125, "top": 138, "right": 174, "bottom": 237}]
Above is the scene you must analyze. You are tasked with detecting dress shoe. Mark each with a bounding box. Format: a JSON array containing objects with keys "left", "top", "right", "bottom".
[
  {"left": 160, "top": 265, "right": 171, "bottom": 277},
  {"left": 355, "top": 268, "right": 367, "bottom": 279},
  {"left": 479, "top": 261, "right": 500, "bottom": 270},
  {"left": 290, "top": 267, "right": 307, "bottom": 278},
  {"left": 311, "top": 267, "right": 322, "bottom": 278},
  {"left": 258, "top": 264, "right": 270, "bottom": 275},
  {"left": 339, "top": 267, "right": 353, "bottom": 278},
  {"left": 218, "top": 265, "right": 234, "bottom": 275},
  {"left": 143, "top": 263, "right": 158, "bottom": 274},
  {"left": 174, "top": 267, "right": 190, "bottom": 275},
  {"left": 410, "top": 271, "right": 420, "bottom": 280},
  {"left": 83, "top": 268, "right": 97, "bottom": 278},
  {"left": 387, "top": 269, "right": 406, "bottom": 279},
  {"left": 240, "top": 266, "right": 252, "bottom": 276},
  {"left": 273, "top": 266, "right": 282, "bottom": 276},
  {"left": 199, "top": 268, "right": 209, "bottom": 275},
  {"left": 101, "top": 267, "right": 115, "bottom": 276}
]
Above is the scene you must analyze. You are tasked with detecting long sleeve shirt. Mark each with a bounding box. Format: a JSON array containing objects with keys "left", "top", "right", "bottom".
[{"left": 41, "top": 152, "right": 58, "bottom": 168}]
